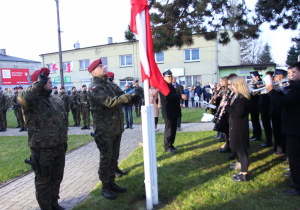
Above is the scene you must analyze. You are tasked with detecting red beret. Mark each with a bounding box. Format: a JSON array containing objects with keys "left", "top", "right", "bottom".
[
  {"left": 82, "top": 84, "right": 87, "bottom": 88},
  {"left": 14, "top": 87, "right": 18, "bottom": 90},
  {"left": 53, "top": 86, "right": 57, "bottom": 89},
  {"left": 60, "top": 86, "right": 65, "bottom": 90},
  {"left": 88, "top": 58, "right": 102, "bottom": 72},
  {"left": 106, "top": 71, "right": 114, "bottom": 79},
  {"left": 31, "top": 68, "right": 50, "bottom": 83},
  {"left": 18, "top": 86, "right": 23, "bottom": 89}
]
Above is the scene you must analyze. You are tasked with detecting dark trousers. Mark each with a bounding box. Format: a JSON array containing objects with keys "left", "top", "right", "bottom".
[
  {"left": 236, "top": 148, "right": 249, "bottom": 173},
  {"left": 177, "top": 117, "right": 181, "bottom": 128},
  {"left": 287, "top": 135, "right": 300, "bottom": 191},
  {"left": 184, "top": 100, "right": 189, "bottom": 107},
  {"left": 261, "top": 106, "right": 272, "bottom": 145},
  {"left": 122, "top": 105, "right": 133, "bottom": 126},
  {"left": 250, "top": 110, "right": 261, "bottom": 138},
  {"left": 31, "top": 145, "right": 65, "bottom": 210},
  {"left": 95, "top": 133, "right": 121, "bottom": 186},
  {"left": 271, "top": 115, "right": 286, "bottom": 153},
  {"left": 191, "top": 97, "right": 194, "bottom": 107},
  {"left": 164, "top": 118, "right": 177, "bottom": 150}
]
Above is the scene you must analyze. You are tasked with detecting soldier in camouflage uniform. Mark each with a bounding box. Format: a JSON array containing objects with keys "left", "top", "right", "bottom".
[
  {"left": 79, "top": 84, "right": 90, "bottom": 129},
  {"left": 18, "top": 67, "right": 68, "bottom": 210},
  {"left": 12, "top": 87, "right": 21, "bottom": 128},
  {"left": 70, "top": 87, "right": 81, "bottom": 126},
  {"left": 58, "top": 86, "right": 71, "bottom": 127},
  {"left": 131, "top": 80, "right": 144, "bottom": 117},
  {"left": 52, "top": 86, "right": 58, "bottom": 96},
  {"left": 88, "top": 58, "right": 139, "bottom": 200},
  {"left": 17, "top": 86, "right": 27, "bottom": 132},
  {"left": 0, "top": 87, "right": 9, "bottom": 132}
]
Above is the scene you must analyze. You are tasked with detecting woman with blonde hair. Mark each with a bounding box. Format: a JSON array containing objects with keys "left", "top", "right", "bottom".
[{"left": 224, "top": 76, "right": 250, "bottom": 181}]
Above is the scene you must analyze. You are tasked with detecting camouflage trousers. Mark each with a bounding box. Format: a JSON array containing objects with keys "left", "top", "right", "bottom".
[
  {"left": 16, "top": 108, "right": 26, "bottom": 128},
  {"left": 71, "top": 108, "right": 81, "bottom": 125},
  {"left": 0, "top": 110, "right": 7, "bottom": 130},
  {"left": 30, "top": 144, "right": 65, "bottom": 210},
  {"left": 94, "top": 133, "right": 121, "bottom": 186},
  {"left": 81, "top": 106, "right": 90, "bottom": 126},
  {"left": 14, "top": 109, "right": 19, "bottom": 125}
]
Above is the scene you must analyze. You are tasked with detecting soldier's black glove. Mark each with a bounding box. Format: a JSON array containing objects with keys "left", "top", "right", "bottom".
[{"left": 38, "top": 71, "right": 48, "bottom": 85}]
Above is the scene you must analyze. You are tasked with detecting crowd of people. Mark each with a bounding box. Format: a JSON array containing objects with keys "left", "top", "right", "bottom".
[
  {"left": 0, "top": 59, "right": 299, "bottom": 210},
  {"left": 207, "top": 65, "right": 300, "bottom": 196}
]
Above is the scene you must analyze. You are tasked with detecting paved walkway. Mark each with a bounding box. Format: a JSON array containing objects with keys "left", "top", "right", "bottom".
[{"left": 0, "top": 122, "right": 215, "bottom": 210}]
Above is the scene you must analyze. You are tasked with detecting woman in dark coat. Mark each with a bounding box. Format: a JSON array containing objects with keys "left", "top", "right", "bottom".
[{"left": 224, "top": 76, "right": 250, "bottom": 182}]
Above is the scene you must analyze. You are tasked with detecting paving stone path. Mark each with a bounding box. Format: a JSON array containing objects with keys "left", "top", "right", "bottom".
[{"left": 0, "top": 122, "right": 215, "bottom": 210}]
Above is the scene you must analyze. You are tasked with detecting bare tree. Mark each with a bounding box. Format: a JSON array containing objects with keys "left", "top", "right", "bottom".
[{"left": 240, "top": 39, "right": 264, "bottom": 64}]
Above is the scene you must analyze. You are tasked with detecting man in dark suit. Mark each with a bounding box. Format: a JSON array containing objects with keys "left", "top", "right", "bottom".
[
  {"left": 171, "top": 76, "right": 184, "bottom": 131},
  {"left": 266, "top": 62, "right": 300, "bottom": 196},
  {"left": 159, "top": 70, "right": 187, "bottom": 153}
]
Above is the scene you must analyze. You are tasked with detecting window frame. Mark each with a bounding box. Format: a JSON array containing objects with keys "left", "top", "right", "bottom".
[
  {"left": 62, "top": 61, "right": 71, "bottom": 72},
  {"left": 120, "top": 55, "right": 133, "bottom": 67},
  {"left": 79, "top": 59, "right": 90, "bottom": 70},
  {"left": 154, "top": 52, "right": 164, "bottom": 63},
  {"left": 184, "top": 48, "right": 200, "bottom": 62}
]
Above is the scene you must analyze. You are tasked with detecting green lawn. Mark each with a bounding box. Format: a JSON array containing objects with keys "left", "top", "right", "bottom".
[
  {"left": 75, "top": 131, "right": 299, "bottom": 210},
  {"left": 6, "top": 108, "right": 206, "bottom": 128},
  {"left": 0, "top": 135, "right": 93, "bottom": 184}
]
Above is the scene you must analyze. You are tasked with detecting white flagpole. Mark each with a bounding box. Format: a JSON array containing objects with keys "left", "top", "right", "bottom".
[{"left": 136, "top": 9, "right": 159, "bottom": 210}]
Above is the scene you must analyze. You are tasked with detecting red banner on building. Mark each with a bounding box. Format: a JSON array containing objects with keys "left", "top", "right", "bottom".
[{"left": 1, "top": 68, "right": 30, "bottom": 85}]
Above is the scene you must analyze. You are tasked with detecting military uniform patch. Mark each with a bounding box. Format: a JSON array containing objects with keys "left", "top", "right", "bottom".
[{"left": 92, "top": 86, "right": 97, "bottom": 90}]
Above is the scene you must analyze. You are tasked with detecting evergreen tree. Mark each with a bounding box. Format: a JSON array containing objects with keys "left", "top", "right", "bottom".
[
  {"left": 286, "top": 46, "right": 298, "bottom": 66},
  {"left": 126, "top": 0, "right": 260, "bottom": 52},
  {"left": 257, "top": 43, "right": 273, "bottom": 64},
  {"left": 255, "top": 0, "right": 300, "bottom": 30},
  {"left": 124, "top": 24, "right": 136, "bottom": 42}
]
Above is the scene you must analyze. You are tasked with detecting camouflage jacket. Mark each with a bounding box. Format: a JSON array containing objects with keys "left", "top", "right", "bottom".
[
  {"left": 0, "top": 92, "right": 8, "bottom": 110},
  {"left": 88, "top": 76, "right": 131, "bottom": 137},
  {"left": 18, "top": 81, "right": 68, "bottom": 149},
  {"left": 58, "top": 92, "right": 71, "bottom": 112},
  {"left": 70, "top": 92, "right": 80, "bottom": 109},
  {"left": 12, "top": 92, "right": 21, "bottom": 110},
  {"left": 53, "top": 91, "right": 59, "bottom": 96},
  {"left": 79, "top": 90, "right": 89, "bottom": 108}
]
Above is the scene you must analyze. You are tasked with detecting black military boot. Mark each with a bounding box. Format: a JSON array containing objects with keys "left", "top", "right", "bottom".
[
  {"left": 1, "top": 128, "right": 7, "bottom": 132},
  {"left": 87, "top": 125, "right": 91, "bottom": 129},
  {"left": 73, "top": 123, "right": 77, "bottom": 126},
  {"left": 16, "top": 124, "right": 20, "bottom": 128},
  {"left": 81, "top": 125, "right": 88, "bottom": 130},
  {"left": 19, "top": 127, "right": 25, "bottom": 132},
  {"left": 77, "top": 123, "right": 81, "bottom": 127},
  {"left": 52, "top": 200, "right": 65, "bottom": 210},
  {"left": 116, "top": 168, "right": 128, "bottom": 175},
  {"left": 110, "top": 182, "right": 127, "bottom": 193},
  {"left": 101, "top": 186, "right": 117, "bottom": 200}
]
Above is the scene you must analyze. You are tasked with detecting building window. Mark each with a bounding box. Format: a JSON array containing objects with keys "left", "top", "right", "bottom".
[
  {"left": 185, "top": 75, "right": 202, "bottom": 87},
  {"left": 119, "top": 79, "right": 133, "bottom": 90},
  {"left": 184, "top": 49, "right": 200, "bottom": 62},
  {"left": 120, "top": 55, "right": 133, "bottom": 67},
  {"left": 101, "top": 57, "right": 108, "bottom": 71},
  {"left": 63, "top": 62, "right": 71, "bottom": 72},
  {"left": 47, "top": 64, "right": 54, "bottom": 73},
  {"left": 80, "top": 59, "right": 90, "bottom": 70},
  {"left": 155, "top": 52, "right": 164, "bottom": 63}
]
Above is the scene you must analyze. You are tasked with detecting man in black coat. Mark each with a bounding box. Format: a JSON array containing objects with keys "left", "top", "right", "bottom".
[
  {"left": 266, "top": 62, "right": 300, "bottom": 196},
  {"left": 195, "top": 83, "right": 202, "bottom": 104},
  {"left": 159, "top": 70, "right": 187, "bottom": 153}
]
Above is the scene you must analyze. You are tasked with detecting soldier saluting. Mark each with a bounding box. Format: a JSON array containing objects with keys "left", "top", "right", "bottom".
[
  {"left": 88, "top": 58, "right": 139, "bottom": 200},
  {"left": 18, "top": 68, "right": 68, "bottom": 210}
]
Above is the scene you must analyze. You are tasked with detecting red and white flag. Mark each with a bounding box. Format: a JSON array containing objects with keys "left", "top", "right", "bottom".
[
  {"left": 52, "top": 63, "right": 58, "bottom": 71},
  {"left": 67, "top": 62, "right": 72, "bottom": 73},
  {"left": 130, "top": 0, "right": 170, "bottom": 96}
]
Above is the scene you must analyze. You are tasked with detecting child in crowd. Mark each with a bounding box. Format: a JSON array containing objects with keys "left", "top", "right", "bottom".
[{"left": 194, "top": 93, "right": 200, "bottom": 108}]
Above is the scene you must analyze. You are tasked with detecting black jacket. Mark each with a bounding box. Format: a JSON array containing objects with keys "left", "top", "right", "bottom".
[
  {"left": 225, "top": 95, "right": 249, "bottom": 150},
  {"left": 159, "top": 82, "right": 182, "bottom": 120},
  {"left": 269, "top": 81, "right": 300, "bottom": 137}
]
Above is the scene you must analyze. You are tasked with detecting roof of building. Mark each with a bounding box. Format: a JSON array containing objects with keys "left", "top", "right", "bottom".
[
  {"left": 0, "top": 54, "right": 40, "bottom": 63},
  {"left": 219, "top": 63, "right": 276, "bottom": 69}
]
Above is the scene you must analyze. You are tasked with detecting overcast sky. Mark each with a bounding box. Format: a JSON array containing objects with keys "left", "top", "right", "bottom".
[{"left": 0, "top": 0, "right": 298, "bottom": 66}]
